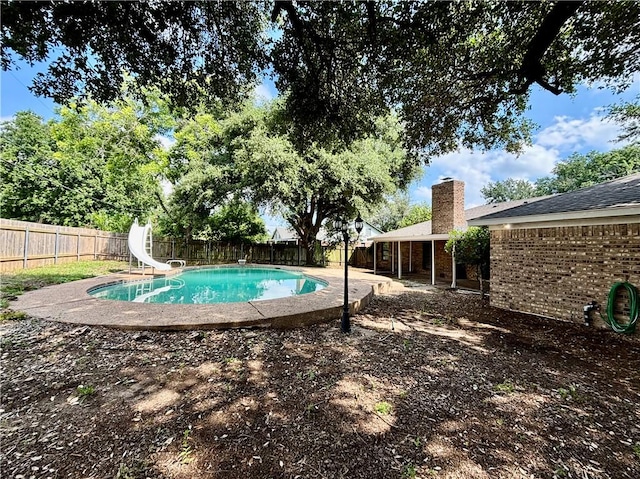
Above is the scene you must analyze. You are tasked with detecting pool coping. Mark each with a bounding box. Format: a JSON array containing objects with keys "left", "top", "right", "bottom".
[{"left": 11, "top": 265, "right": 399, "bottom": 331}]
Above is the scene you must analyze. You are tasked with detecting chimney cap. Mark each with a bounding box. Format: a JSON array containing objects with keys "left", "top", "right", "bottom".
[{"left": 440, "top": 176, "right": 453, "bottom": 182}]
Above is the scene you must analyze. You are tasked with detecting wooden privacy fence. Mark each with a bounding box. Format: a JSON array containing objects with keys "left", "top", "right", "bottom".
[
  {"left": 0, "top": 219, "right": 325, "bottom": 272},
  {"left": 1, "top": 218, "right": 129, "bottom": 272},
  {"left": 0, "top": 218, "right": 374, "bottom": 273},
  {"left": 324, "top": 245, "right": 373, "bottom": 267}
]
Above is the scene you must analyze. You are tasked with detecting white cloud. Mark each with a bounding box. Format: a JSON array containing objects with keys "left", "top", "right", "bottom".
[
  {"left": 0, "top": 115, "right": 15, "bottom": 123},
  {"left": 154, "top": 134, "right": 175, "bottom": 150},
  {"left": 536, "top": 114, "right": 621, "bottom": 152},
  {"left": 254, "top": 83, "right": 275, "bottom": 103},
  {"left": 414, "top": 186, "right": 432, "bottom": 202},
  {"left": 427, "top": 144, "right": 562, "bottom": 206},
  {"left": 413, "top": 105, "right": 629, "bottom": 207}
]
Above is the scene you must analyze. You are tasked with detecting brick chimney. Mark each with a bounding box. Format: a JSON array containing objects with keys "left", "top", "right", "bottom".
[{"left": 431, "top": 179, "right": 465, "bottom": 234}]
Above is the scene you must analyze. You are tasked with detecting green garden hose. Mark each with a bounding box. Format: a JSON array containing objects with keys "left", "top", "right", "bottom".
[{"left": 601, "top": 282, "right": 639, "bottom": 334}]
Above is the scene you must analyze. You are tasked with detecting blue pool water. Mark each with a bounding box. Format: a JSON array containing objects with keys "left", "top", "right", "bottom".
[{"left": 89, "top": 267, "right": 327, "bottom": 304}]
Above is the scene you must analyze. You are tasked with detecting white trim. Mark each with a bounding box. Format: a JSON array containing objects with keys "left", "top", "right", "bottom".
[
  {"left": 468, "top": 207, "right": 640, "bottom": 227},
  {"left": 409, "top": 241, "right": 412, "bottom": 273},
  {"left": 451, "top": 244, "right": 456, "bottom": 289},
  {"left": 485, "top": 214, "right": 640, "bottom": 230},
  {"left": 431, "top": 241, "right": 435, "bottom": 285},
  {"left": 373, "top": 243, "right": 377, "bottom": 275},
  {"left": 397, "top": 241, "right": 402, "bottom": 279},
  {"left": 372, "top": 233, "right": 450, "bottom": 243},
  {"left": 391, "top": 242, "right": 394, "bottom": 273}
]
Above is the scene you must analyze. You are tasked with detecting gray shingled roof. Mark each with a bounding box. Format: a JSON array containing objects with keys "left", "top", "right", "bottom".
[
  {"left": 471, "top": 172, "right": 640, "bottom": 223},
  {"left": 372, "top": 196, "right": 549, "bottom": 241}
]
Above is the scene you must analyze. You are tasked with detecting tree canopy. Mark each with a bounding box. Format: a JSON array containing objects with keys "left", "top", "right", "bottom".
[
  {"left": 481, "top": 144, "right": 640, "bottom": 203},
  {"left": 481, "top": 178, "right": 538, "bottom": 204},
  {"left": 445, "top": 226, "right": 490, "bottom": 293},
  {"left": 1, "top": 1, "right": 268, "bottom": 109},
  {"left": 607, "top": 95, "right": 640, "bottom": 145},
  {"left": 0, "top": 88, "right": 172, "bottom": 231},
  {"left": 3, "top": 1, "right": 639, "bottom": 157},
  {"left": 535, "top": 145, "right": 640, "bottom": 195},
  {"left": 232, "top": 104, "right": 422, "bottom": 264},
  {"left": 397, "top": 204, "right": 432, "bottom": 229}
]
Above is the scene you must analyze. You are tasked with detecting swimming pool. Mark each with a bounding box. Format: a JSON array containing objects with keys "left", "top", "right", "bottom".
[{"left": 89, "top": 267, "right": 328, "bottom": 304}]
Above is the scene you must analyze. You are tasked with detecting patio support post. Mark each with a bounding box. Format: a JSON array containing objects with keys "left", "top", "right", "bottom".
[
  {"left": 431, "top": 241, "right": 436, "bottom": 285},
  {"left": 409, "top": 241, "right": 412, "bottom": 273},
  {"left": 391, "top": 242, "right": 394, "bottom": 273},
  {"left": 397, "top": 241, "right": 402, "bottom": 279},
  {"left": 451, "top": 243, "right": 457, "bottom": 289},
  {"left": 373, "top": 242, "right": 377, "bottom": 275}
]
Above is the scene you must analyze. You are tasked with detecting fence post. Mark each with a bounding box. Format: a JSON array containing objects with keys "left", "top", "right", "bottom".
[
  {"left": 94, "top": 231, "right": 98, "bottom": 259},
  {"left": 23, "top": 226, "right": 30, "bottom": 269},
  {"left": 77, "top": 233, "right": 81, "bottom": 261},
  {"left": 54, "top": 226, "right": 59, "bottom": 264}
]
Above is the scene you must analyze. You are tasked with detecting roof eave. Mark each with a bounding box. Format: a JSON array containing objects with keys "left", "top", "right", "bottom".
[
  {"left": 372, "top": 234, "right": 450, "bottom": 242},
  {"left": 468, "top": 206, "right": 640, "bottom": 226}
]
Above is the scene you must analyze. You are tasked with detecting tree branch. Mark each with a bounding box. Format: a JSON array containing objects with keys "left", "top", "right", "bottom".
[{"left": 513, "top": 1, "right": 584, "bottom": 95}]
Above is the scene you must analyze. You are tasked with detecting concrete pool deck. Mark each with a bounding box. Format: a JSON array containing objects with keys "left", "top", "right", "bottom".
[{"left": 12, "top": 265, "right": 401, "bottom": 330}]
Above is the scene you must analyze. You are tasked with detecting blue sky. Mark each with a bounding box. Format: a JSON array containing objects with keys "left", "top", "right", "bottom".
[{"left": 2, "top": 60, "right": 638, "bottom": 218}]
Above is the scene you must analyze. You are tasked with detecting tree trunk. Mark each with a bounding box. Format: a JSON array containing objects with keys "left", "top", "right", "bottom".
[{"left": 301, "top": 237, "right": 318, "bottom": 266}]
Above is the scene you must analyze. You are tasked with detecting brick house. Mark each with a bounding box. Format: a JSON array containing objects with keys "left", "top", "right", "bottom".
[
  {"left": 468, "top": 172, "right": 640, "bottom": 327},
  {"left": 370, "top": 179, "right": 546, "bottom": 285}
]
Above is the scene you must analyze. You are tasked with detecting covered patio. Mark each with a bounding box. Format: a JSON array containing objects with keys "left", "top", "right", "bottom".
[{"left": 370, "top": 225, "right": 459, "bottom": 287}]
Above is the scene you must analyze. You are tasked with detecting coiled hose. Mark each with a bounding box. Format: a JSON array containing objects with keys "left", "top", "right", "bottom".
[{"left": 601, "top": 282, "right": 639, "bottom": 334}]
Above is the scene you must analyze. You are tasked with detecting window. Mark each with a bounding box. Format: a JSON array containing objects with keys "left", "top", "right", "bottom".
[{"left": 382, "top": 242, "right": 389, "bottom": 261}]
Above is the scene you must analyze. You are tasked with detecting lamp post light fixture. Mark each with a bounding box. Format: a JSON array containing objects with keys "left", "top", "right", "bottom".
[{"left": 335, "top": 214, "right": 364, "bottom": 333}]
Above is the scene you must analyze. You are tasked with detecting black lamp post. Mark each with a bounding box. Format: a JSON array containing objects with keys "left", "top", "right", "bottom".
[{"left": 334, "top": 214, "right": 364, "bottom": 333}]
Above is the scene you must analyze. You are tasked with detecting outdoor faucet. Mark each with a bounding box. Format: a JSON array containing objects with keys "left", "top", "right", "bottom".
[{"left": 583, "top": 301, "right": 599, "bottom": 326}]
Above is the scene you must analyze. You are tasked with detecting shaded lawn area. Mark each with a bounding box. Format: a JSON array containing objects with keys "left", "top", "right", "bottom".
[
  {"left": 0, "top": 261, "right": 128, "bottom": 306},
  {"left": 1, "top": 286, "right": 640, "bottom": 479}
]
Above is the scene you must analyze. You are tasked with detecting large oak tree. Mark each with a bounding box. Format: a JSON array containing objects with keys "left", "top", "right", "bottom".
[{"left": 3, "top": 1, "right": 639, "bottom": 158}]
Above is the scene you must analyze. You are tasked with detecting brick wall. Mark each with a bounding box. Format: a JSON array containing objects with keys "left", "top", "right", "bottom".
[
  {"left": 490, "top": 223, "right": 640, "bottom": 328},
  {"left": 432, "top": 180, "right": 465, "bottom": 234},
  {"left": 434, "top": 240, "right": 453, "bottom": 280}
]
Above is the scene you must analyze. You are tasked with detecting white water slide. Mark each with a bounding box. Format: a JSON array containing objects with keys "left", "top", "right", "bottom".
[{"left": 128, "top": 219, "right": 171, "bottom": 271}]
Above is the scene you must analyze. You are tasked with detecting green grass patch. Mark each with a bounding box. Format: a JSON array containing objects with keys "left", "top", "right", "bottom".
[
  {"left": 402, "top": 464, "right": 417, "bottom": 479},
  {"left": 1, "top": 260, "right": 127, "bottom": 301},
  {"left": 558, "top": 384, "right": 582, "bottom": 402},
  {"left": 77, "top": 384, "right": 96, "bottom": 399},
  {"left": 374, "top": 401, "right": 393, "bottom": 415},
  {"left": 0, "top": 310, "right": 27, "bottom": 321},
  {"left": 632, "top": 444, "right": 640, "bottom": 459},
  {"left": 178, "top": 428, "right": 194, "bottom": 464},
  {"left": 494, "top": 380, "right": 515, "bottom": 394}
]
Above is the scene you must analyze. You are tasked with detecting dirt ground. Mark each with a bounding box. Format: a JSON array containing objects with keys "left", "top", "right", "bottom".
[{"left": 2, "top": 286, "right": 640, "bottom": 479}]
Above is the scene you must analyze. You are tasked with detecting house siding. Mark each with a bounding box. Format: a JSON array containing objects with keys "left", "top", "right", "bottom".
[{"left": 490, "top": 222, "right": 640, "bottom": 328}]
